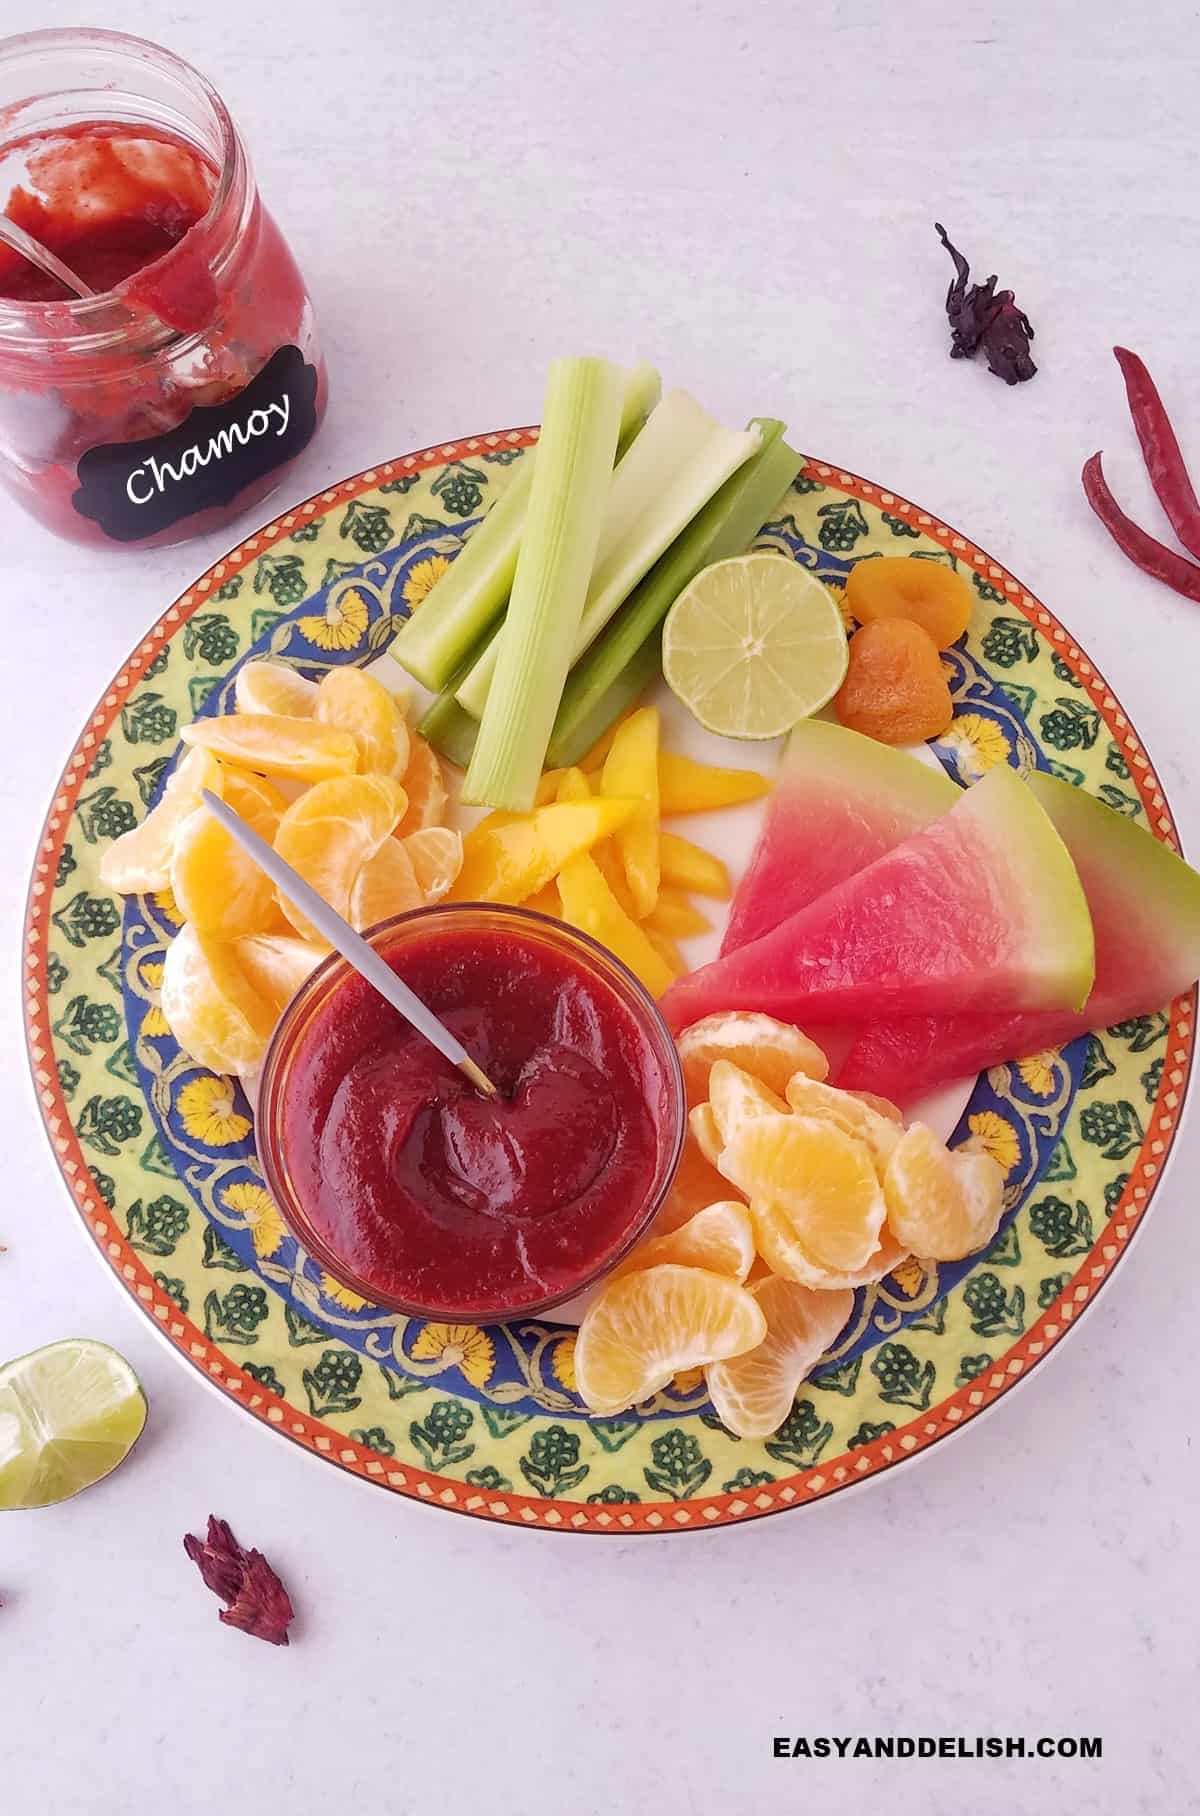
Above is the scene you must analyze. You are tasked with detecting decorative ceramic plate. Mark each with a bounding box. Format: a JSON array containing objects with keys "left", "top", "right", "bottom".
[{"left": 24, "top": 430, "right": 1195, "bottom": 1533}]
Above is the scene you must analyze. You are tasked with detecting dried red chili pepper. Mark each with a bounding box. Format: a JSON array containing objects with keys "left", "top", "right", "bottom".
[
  {"left": 183, "top": 1515, "right": 295, "bottom": 1645},
  {"left": 1112, "top": 346, "right": 1200, "bottom": 560},
  {"left": 935, "top": 223, "right": 1036, "bottom": 385},
  {"left": 1082, "top": 452, "right": 1200, "bottom": 602}
]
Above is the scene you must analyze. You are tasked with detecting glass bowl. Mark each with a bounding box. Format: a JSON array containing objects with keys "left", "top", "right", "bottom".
[{"left": 256, "top": 903, "right": 686, "bottom": 1324}]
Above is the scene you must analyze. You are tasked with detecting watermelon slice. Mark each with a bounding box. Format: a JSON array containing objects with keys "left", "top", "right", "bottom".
[
  {"left": 836, "top": 771, "right": 1200, "bottom": 1103},
  {"left": 721, "top": 721, "right": 958, "bottom": 953},
  {"left": 661, "top": 764, "right": 1095, "bottom": 1032}
]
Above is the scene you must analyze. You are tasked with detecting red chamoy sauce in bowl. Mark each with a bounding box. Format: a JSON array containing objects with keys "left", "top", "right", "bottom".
[{"left": 257, "top": 908, "right": 685, "bottom": 1323}]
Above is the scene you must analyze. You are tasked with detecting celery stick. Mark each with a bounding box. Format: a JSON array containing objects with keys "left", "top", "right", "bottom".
[
  {"left": 548, "top": 631, "right": 663, "bottom": 769},
  {"left": 461, "top": 357, "right": 626, "bottom": 810},
  {"left": 389, "top": 363, "right": 659, "bottom": 693},
  {"left": 546, "top": 421, "right": 800, "bottom": 767},
  {"left": 418, "top": 685, "right": 480, "bottom": 770},
  {"left": 455, "top": 393, "right": 761, "bottom": 719}
]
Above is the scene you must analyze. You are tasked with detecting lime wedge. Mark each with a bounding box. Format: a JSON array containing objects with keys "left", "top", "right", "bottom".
[
  {"left": 662, "top": 553, "right": 849, "bottom": 739},
  {"left": 0, "top": 1339, "right": 147, "bottom": 1510}
]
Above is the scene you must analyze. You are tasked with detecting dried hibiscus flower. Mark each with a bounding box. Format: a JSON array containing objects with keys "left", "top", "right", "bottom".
[
  {"left": 935, "top": 222, "right": 1036, "bottom": 385},
  {"left": 183, "top": 1514, "right": 294, "bottom": 1645}
]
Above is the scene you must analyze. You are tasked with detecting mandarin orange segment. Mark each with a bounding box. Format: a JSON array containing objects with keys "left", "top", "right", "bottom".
[
  {"left": 688, "top": 1103, "right": 724, "bottom": 1168},
  {"left": 676, "top": 1012, "right": 828, "bottom": 1105},
  {"left": 850, "top": 1090, "right": 903, "bottom": 1123},
  {"left": 574, "top": 1264, "right": 767, "bottom": 1415},
  {"left": 705, "top": 1275, "right": 854, "bottom": 1438},
  {"left": 707, "top": 1060, "right": 790, "bottom": 1148},
  {"left": 233, "top": 659, "right": 319, "bottom": 718},
  {"left": 394, "top": 735, "right": 447, "bottom": 836},
  {"left": 273, "top": 774, "right": 407, "bottom": 939},
  {"left": 749, "top": 1200, "right": 910, "bottom": 1290},
  {"left": 883, "top": 1121, "right": 1005, "bottom": 1261},
  {"left": 181, "top": 713, "right": 360, "bottom": 782},
  {"left": 784, "top": 1071, "right": 901, "bottom": 1167},
  {"left": 348, "top": 835, "right": 423, "bottom": 932},
  {"left": 233, "top": 933, "right": 328, "bottom": 1014},
  {"left": 845, "top": 554, "right": 972, "bottom": 649},
  {"left": 160, "top": 922, "right": 277, "bottom": 1075},
  {"left": 314, "top": 666, "right": 410, "bottom": 778},
  {"left": 719, "top": 1112, "right": 886, "bottom": 1273},
  {"left": 402, "top": 827, "right": 463, "bottom": 902},
  {"left": 618, "top": 1201, "right": 755, "bottom": 1283},
  {"left": 217, "top": 766, "right": 288, "bottom": 838},
  {"left": 99, "top": 746, "right": 224, "bottom": 894},
  {"left": 170, "top": 807, "right": 281, "bottom": 939},
  {"left": 833, "top": 618, "right": 953, "bottom": 745},
  {"left": 654, "top": 1132, "right": 737, "bottom": 1234}
]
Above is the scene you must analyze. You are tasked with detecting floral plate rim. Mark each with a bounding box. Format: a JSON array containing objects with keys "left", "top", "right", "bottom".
[{"left": 23, "top": 430, "right": 1196, "bottom": 1534}]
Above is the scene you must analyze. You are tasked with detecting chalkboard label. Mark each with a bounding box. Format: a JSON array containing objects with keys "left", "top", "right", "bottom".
[{"left": 72, "top": 344, "right": 319, "bottom": 542}]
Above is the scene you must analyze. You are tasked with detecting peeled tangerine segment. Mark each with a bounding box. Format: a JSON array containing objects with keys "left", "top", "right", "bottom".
[
  {"left": 315, "top": 665, "right": 410, "bottom": 778},
  {"left": 218, "top": 766, "right": 289, "bottom": 835},
  {"left": 654, "top": 1132, "right": 736, "bottom": 1234},
  {"left": 234, "top": 658, "right": 319, "bottom": 718},
  {"left": 618, "top": 1201, "right": 755, "bottom": 1283},
  {"left": 450, "top": 796, "right": 638, "bottom": 906},
  {"left": 883, "top": 1121, "right": 1004, "bottom": 1261},
  {"left": 161, "top": 921, "right": 277, "bottom": 1075},
  {"left": 689, "top": 1103, "right": 724, "bottom": 1169},
  {"left": 274, "top": 774, "right": 407, "bottom": 940},
  {"left": 234, "top": 934, "right": 327, "bottom": 1014},
  {"left": 395, "top": 735, "right": 447, "bottom": 836},
  {"left": 719, "top": 1111, "right": 886, "bottom": 1274},
  {"left": 556, "top": 851, "right": 675, "bottom": 999},
  {"left": 706, "top": 1277, "right": 854, "bottom": 1440},
  {"left": 181, "top": 712, "right": 359, "bottom": 782},
  {"left": 99, "top": 746, "right": 223, "bottom": 893},
  {"left": 403, "top": 826, "right": 463, "bottom": 901},
  {"left": 676, "top": 1011, "right": 828, "bottom": 1106},
  {"left": 707, "top": 1060, "right": 789, "bottom": 1148},
  {"left": 349, "top": 836, "right": 423, "bottom": 932},
  {"left": 601, "top": 704, "right": 660, "bottom": 918},
  {"left": 170, "top": 806, "right": 281, "bottom": 939},
  {"left": 657, "top": 752, "right": 770, "bottom": 815},
  {"left": 784, "top": 1070, "right": 902, "bottom": 1168},
  {"left": 574, "top": 1263, "right": 767, "bottom": 1415},
  {"left": 750, "top": 1198, "right": 910, "bottom": 1291}
]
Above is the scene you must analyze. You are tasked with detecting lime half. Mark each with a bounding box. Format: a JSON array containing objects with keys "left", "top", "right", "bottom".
[
  {"left": 662, "top": 553, "right": 849, "bottom": 739},
  {"left": 0, "top": 1339, "right": 147, "bottom": 1510}
]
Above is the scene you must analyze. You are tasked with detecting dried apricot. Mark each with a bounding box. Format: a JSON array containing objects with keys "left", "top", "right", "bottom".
[
  {"left": 846, "top": 555, "right": 972, "bottom": 649},
  {"left": 834, "top": 618, "right": 953, "bottom": 745}
]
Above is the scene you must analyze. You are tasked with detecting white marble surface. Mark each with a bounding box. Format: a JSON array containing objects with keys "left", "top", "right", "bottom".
[{"left": 4, "top": 2, "right": 1199, "bottom": 1810}]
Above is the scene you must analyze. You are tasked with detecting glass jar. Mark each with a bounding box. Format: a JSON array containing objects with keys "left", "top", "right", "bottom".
[
  {"left": 257, "top": 905, "right": 687, "bottom": 1322},
  {"left": 0, "top": 28, "right": 327, "bottom": 547}
]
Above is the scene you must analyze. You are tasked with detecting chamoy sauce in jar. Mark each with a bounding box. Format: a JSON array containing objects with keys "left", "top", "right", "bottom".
[
  {"left": 258, "top": 910, "right": 686, "bottom": 1323},
  {"left": 0, "top": 30, "right": 326, "bottom": 547}
]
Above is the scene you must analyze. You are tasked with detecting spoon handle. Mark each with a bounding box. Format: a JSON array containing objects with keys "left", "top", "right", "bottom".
[{"left": 200, "top": 789, "right": 498, "bottom": 1098}]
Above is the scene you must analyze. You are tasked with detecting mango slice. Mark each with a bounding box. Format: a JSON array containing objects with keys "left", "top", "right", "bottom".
[
  {"left": 659, "top": 830, "right": 731, "bottom": 899},
  {"left": 601, "top": 706, "right": 660, "bottom": 919},
  {"left": 450, "top": 797, "right": 638, "bottom": 905},
  {"left": 557, "top": 850, "right": 675, "bottom": 998},
  {"left": 644, "top": 888, "right": 713, "bottom": 941},
  {"left": 658, "top": 752, "right": 769, "bottom": 815}
]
